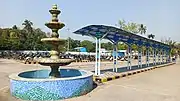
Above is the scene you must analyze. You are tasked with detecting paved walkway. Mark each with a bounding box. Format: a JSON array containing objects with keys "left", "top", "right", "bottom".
[
  {"left": 0, "top": 59, "right": 179, "bottom": 101},
  {"left": 66, "top": 60, "right": 180, "bottom": 101}
]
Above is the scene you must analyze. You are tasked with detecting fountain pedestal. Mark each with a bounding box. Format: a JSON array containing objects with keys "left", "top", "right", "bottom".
[{"left": 49, "top": 66, "right": 60, "bottom": 78}]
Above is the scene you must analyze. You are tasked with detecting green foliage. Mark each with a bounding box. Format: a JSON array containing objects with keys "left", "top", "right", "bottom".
[
  {"left": 131, "top": 44, "right": 138, "bottom": 50},
  {"left": 147, "top": 34, "right": 155, "bottom": 39},
  {"left": 138, "top": 24, "right": 147, "bottom": 35},
  {"left": 0, "top": 20, "right": 51, "bottom": 51},
  {"left": 80, "top": 40, "right": 95, "bottom": 52},
  {"left": 117, "top": 43, "right": 127, "bottom": 50},
  {"left": 161, "top": 38, "right": 179, "bottom": 56},
  {"left": 65, "top": 38, "right": 80, "bottom": 51},
  {"left": 118, "top": 19, "right": 140, "bottom": 34},
  {"left": 101, "top": 42, "right": 113, "bottom": 50},
  {"left": 118, "top": 19, "right": 148, "bottom": 35},
  {"left": 22, "top": 19, "right": 33, "bottom": 34}
]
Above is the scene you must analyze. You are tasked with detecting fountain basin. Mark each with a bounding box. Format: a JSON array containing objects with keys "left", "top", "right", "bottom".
[
  {"left": 38, "top": 58, "right": 73, "bottom": 66},
  {"left": 9, "top": 69, "right": 93, "bottom": 100}
]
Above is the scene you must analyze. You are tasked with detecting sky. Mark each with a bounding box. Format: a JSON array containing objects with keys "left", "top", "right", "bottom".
[{"left": 0, "top": 0, "right": 180, "bottom": 42}]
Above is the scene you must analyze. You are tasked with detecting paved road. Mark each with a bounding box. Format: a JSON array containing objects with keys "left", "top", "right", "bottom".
[{"left": 0, "top": 58, "right": 179, "bottom": 101}]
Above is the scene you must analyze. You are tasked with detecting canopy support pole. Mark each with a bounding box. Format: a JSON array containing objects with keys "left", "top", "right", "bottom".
[
  {"left": 153, "top": 48, "right": 156, "bottom": 65},
  {"left": 146, "top": 47, "right": 150, "bottom": 67},
  {"left": 127, "top": 45, "right": 132, "bottom": 70},
  {"left": 98, "top": 38, "right": 101, "bottom": 75},
  {"left": 140, "top": 47, "right": 142, "bottom": 67},
  {"left": 158, "top": 49, "right": 160, "bottom": 64},
  {"left": 95, "top": 38, "right": 98, "bottom": 75},
  {"left": 113, "top": 43, "right": 118, "bottom": 72},
  {"left": 166, "top": 50, "right": 168, "bottom": 63},
  {"left": 138, "top": 46, "right": 142, "bottom": 68},
  {"left": 162, "top": 49, "right": 164, "bottom": 64},
  {"left": 169, "top": 49, "right": 171, "bottom": 62}
]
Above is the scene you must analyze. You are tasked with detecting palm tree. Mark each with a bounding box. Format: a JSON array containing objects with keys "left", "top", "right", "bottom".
[
  {"left": 12, "top": 25, "right": 18, "bottom": 30},
  {"left": 22, "top": 19, "right": 33, "bottom": 34},
  {"left": 147, "top": 34, "right": 155, "bottom": 39},
  {"left": 138, "top": 24, "right": 147, "bottom": 35}
]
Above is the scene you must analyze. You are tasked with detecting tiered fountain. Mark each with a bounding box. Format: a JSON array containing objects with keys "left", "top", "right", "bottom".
[{"left": 9, "top": 4, "right": 93, "bottom": 100}]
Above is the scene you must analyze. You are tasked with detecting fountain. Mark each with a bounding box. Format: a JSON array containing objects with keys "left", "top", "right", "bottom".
[{"left": 9, "top": 4, "right": 93, "bottom": 100}]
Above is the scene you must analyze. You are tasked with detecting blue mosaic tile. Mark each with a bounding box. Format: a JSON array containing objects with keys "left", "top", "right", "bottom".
[{"left": 10, "top": 76, "right": 93, "bottom": 100}]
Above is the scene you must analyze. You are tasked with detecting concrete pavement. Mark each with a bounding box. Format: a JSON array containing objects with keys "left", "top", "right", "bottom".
[
  {"left": 0, "top": 58, "right": 179, "bottom": 101},
  {"left": 66, "top": 60, "right": 180, "bottom": 101}
]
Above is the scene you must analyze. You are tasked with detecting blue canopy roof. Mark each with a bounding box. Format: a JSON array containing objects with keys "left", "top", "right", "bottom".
[{"left": 74, "top": 25, "right": 170, "bottom": 50}]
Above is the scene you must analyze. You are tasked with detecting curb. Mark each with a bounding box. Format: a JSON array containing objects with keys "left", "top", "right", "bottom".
[{"left": 94, "top": 62, "right": 175, "bottom": 83}]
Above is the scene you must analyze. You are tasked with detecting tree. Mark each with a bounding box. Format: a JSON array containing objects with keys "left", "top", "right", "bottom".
[
  {"left": 117, "top": 42, "right": 127, "bottom": 50},
  {"left": 118, "top": 19, "right": 126, "bottom": 29},
  {"left": 101, "top": 42, "right": 113, "bottom": 50},
  {"left": 117, "top": 20, "right": 149, "bottom": 51},
  {"left": 161, "top": 37, "right": 177, "bottom": 56},
  {"left": 80, "top": 40, "right": 95, "bottom": 52},
  {"left": 118, "top": 19, "right": 139, "bottom": 34},
  {"left": 147, "top": 34, "right": 155, "bottom": 39},
  {"left": 0, "top": 20, "right": 51, "bottom": 51},
  {"left": 66, "top": 38, "right": 80, "bottom": 51},
  {"left": 12, "top": 25, "right": 18, "bottom": 30},
  {"left": 22, "top": 19, "right": 33, "bottom": 34},
  {"left": 176, "top": 43, "right": 180, "bottom": 55},
  {"left": 138, "top": 24, "right": 147, "bottom": 35}
]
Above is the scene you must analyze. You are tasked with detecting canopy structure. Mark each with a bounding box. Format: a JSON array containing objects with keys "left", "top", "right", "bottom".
[
  {"left": 74, "top": 25, "right": 171, "bottom": 75},
  {"left": 74, "top": 25, "right": 170, "bottom": 50}
]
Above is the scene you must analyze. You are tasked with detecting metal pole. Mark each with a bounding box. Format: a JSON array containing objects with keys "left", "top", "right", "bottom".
[
  {"left": 95, "top": 38, "right": 98, "bottom": 75},
  {"left": 113, "top": 44, "right": 115, "bottom": 72},
  {"left": 158, "top": 50, "right": 160, "bottom": 64},
  {"left": 146, "top": 47, "right": 149, "bottom": 67},
  {"left": 127, "top": 45, "right": 132, "bottom": 70},
  {"left": 138, "top": 47, "right": 140, "bottom": 68},
  {"left": 130, "top": 46, "right": 132, "bottom": 69},
  {"left": 169, "top": 49, "right": 171, "bottom": 62},
  {"left": 155, "top": 49, "right": 156, "bottom": 65},
  {"left": 140, "top": 47, "right": 142, "bottom": 68},
  {"left": 127, "top": 46, "right": 129, "bottom": 69},
  {"left": 148, "top": 48, "right": 150, "bottom": 66},
  {"left": 116, "top": 45, "right": 118, "bottom": 72},
  {"left": 166, "top": 50, "right": 168, "bottom": 63},
  {"left": 164, "top": 50, "right": 165, "bottom": 63},
  {"left": 162, "top": 49, "right": 164, "bottom": 64},
  {"left": 113, "top": 43, "right": 118, "bottom": 72},
  {"left": 127, "top": 45, "right": 130, "bottom": 69},
  {"left": 152, "top": 48, "right": 154, "bottom": 65},
  {"left": 153, "top": 48, "right": 155, "bottom": 65},
  {"left": 138, "top": 46, "right": 142, "bottom": 68},
  {"left": 146, "top": 47, "right": 148, "bottom": 66},
  {"left": 98, "top": 38, "right": 101, "bottom": 75}
]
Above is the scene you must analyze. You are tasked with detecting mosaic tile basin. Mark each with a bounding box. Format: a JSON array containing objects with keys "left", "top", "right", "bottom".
[{"left": 9, "top": 69, "right": 93, "bottom": 100}]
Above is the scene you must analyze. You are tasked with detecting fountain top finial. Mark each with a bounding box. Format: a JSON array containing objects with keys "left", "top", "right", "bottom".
[
  {"left": 44, "top": 4, "right": 65, "bottom": 38},
  {"left": 49, "top": 4, "right": 60, "bottom": 15},
  {"left": 52, "top": 4, "right": 58, "bottom": 9}
]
